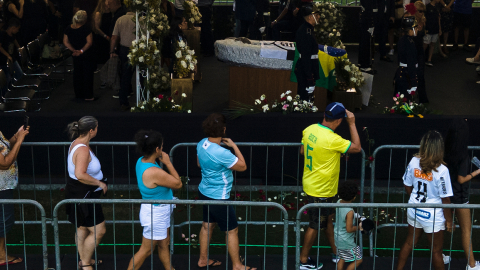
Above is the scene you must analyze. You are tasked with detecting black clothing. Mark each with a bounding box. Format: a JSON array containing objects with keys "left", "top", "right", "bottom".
[
  {"left": 0, "top": 31, "right": 17, "bottom": 65},
  {"left": 109, "top": 5, "right": 126, "bottom": 36},
  {"left": 161, "top": 2, "right": 175, "bottom": 24},
  {"left": 58, "top": 0, "right": 75, "bottom": 26},
  {"left": 236, "top": 0, "right": 256, "bottom": 37},
  {"left": 65, "top": 177, "right": 105, "bottom": 227},
  {"left": 93, "top": 12, "right": 112, "bottom": 64},
  {"left": 249, "top": 0, "right": 269, "bottom": 40},
  {"left": 414, "top": 28, "right": 428, "bottom": 103},
  {"left": 448, "top": 157, "right": 470, "bottom": 204},
  {"left": 21, "top": 0, "right": 49, "bottom": 45},
  {"left": 375, "top": 0, "right": 394, "bottom": 57},
  {"left": 0, "top": 190, "right": 15, "bottom": 237},
  {"left": 425, "top": 3, "right": 440, "bottom": 34},
  {"left": 394, "top": 35, "right": 417, "bottom": 98},
  {"left": 119, "top": 45, "right": 133, "bottom": 106},
  {"left": 199, "top": 5, "right": 214, "bottom": 55},
  {"left": 278, "top": 0, "right": 295, "bottom": 21},
  {"left": 199, "top": 191, "right": 238, "bottom": 232},
  {"left": 4, "top": 0, "right": 20, "bottom": 26},
  {"left": 65, "top": 25, "right": 94, "bottom": 99},
  {"left": 294, "top": 22, "right": 319, "bottom": 100},
  {"left": 358, "top": 0, "right": 375, "bottom": 68}
]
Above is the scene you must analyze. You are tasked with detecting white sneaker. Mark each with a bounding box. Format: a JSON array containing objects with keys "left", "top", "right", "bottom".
[
  {"left": 388, "top": 49, "right": 394, "bottom": 56},
  {"left": 443, "top": 254, "right": 451, "bottom": 264},
  {"left": 467, "top": 261, "right": 480, "bottom": 270}
]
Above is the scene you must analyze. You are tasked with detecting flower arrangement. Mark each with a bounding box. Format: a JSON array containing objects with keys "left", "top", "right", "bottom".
[
  {"left": 124, "top": 0, "right": 156, "bottom": 12},
  {"left": 313, "top": 1, "right": 346, "bottom": 49},
  {"left": 138, "top": 11, "right": 170, "bottom": 41},
  {"left": 382, "top": 92, "right": 426, "bottom": 118},
  {"left": 128, "top": 35, "right": 160, "bottom": 68},
  {"left": 130, "top": 93, "right": 191, "bottom": 113},
  {"left": 183, "top": 0, "right": 202, "bottom": 29},
  {"left": 174, "top": 40, "right": 197, "bottom": 78},
  {"left": 334, "top": 58, "right": 365, "bottom": 91},
  {"left": 146, "top": 65, "right": 171, "bottom": 95}
]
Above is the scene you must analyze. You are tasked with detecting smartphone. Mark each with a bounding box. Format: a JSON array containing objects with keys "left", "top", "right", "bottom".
[
  {"left": 472, "top": 157, "right": 480, "bottom": 169},
  {"left": 23, "top": 115, "right": 29, "bottom": 130}
]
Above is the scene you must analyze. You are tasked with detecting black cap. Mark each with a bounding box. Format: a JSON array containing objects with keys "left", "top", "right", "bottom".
[
  {"left": 300, "top": 2, "right": 318, "bottom": 17},
  {"left": 401, "top": 16, "right": 416, "bottom": 30}
]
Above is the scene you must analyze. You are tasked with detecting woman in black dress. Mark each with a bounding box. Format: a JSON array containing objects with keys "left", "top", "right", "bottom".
[
  {"left": 64, "top": 10, "right": 95, "bottom": 101},
  {"left": 93, "top": 0, "right": 111, "bottom": 66},
  {"left": 21, "top": 0, "right": 49, "bottom": 45},
  {"left": 162, "top": 16, "right": 188, "bottom": 74},
  {"left": 393, "top": 15, "right": 418, "bottom": 100}
]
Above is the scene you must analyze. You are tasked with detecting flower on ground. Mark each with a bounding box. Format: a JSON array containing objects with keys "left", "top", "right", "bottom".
[
  {"left": 182, "top": 93, "right": 187, "bottom": 98},
  {"left": 255, "top": 99, "right": 261, "bottom": 105}
]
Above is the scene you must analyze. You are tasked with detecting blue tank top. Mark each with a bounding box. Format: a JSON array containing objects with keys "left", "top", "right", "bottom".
[{"left": 135, "top": 157, "right": 173, "bottom": 201}]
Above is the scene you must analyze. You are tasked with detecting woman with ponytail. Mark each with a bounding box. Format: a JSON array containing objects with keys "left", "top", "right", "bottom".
[
  {"left": 63, "top": 10, "right": 95, "bottom": 101},
  {"left": 127, "top": 130, "right": 182, "bottom": 270},
  {"left": 65, "top": 116, "right": 106, "bottom": 270}
]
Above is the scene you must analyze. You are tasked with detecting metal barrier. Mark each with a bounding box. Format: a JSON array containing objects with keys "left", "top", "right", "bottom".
[
  {"left": 0, "top": 199, "right": 48, "bottom": 270},
  {"left": 53, "top": 199, "right": 289, "bottom": 270},
  {"left": 297, "top": 202, "right": 480, "bottom": 270},
  {"left": 369, "top": 145, "right": 480, "bottom": 256}
]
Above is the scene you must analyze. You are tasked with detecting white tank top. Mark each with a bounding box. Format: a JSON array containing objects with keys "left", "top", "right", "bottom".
[{"left": 67, "top": 143, "right": 103, "bottom": 181}]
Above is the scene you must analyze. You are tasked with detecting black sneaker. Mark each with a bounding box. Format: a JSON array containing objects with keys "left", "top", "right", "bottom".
[{"left": 299, "top": 257, "right": 323, "bottom": 270}]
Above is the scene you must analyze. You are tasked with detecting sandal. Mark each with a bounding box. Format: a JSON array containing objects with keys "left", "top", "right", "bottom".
[
  {"left": 198, "top": 259, "right": 222, "bottom": 269},
  {"left": 0, "top": 257, "right": 22, "bottom": 266},
  {"left": 79, "top": 264, "right": 94, "bottom": 269},
  {"left": 79, "top": 260, "right": 103, "bottom": 269}
]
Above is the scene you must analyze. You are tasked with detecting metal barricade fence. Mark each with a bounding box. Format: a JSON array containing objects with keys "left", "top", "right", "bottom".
[
  {"left": 369, "top": 145, "right": 480, "bottom": 256},
  {"left": 0, "top": 199, "right": 48, "bottom": 270},
  {"left": 53, "top": 199, "right": 289, "bottom": 270},
  {"left": 296, "top": 202, "right": 480, "bottom": 270}
]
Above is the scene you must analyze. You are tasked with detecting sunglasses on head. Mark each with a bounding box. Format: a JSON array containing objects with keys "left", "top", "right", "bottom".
[{"left": 418, "top": 10, "right": 424, "bottom": 13}]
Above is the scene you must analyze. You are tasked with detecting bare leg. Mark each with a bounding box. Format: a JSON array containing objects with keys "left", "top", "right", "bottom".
[
  {"left": 78, "top": 221, "right": 106, "bottom": 268},
  {"left": 0, "top": 237, "right": 22, "bottom": 264},
  {"left": 454, "top": 27, "right": 459, "bottom": 45},
  {"left": 158, "top": 230, "right": 174, "bottom": 270},
  {"left": 456, "top": 208, "right": 476, "bottom": 268},
  {"left": 300, "top": 227, "right": 318, "bottom": 263},
  {"left": 346, "top": 259, "right": 363, "bottom": 270},
  {"left": 396, "top": 225, "right": 423, "bottom": 270},
  {"left": 442, "top": 32, "right": 449, "bottom": 53},
  {"left": 426, "top": 231, "right": 444, "bottom": 270},
  {"left": 325, "top": 214, "right": 337, "bottom": 255},
  {"left": 127, "top": 237, "right": 158, "bottom": 270},
  {"left": 226, "top": 227, "right": 256, "bottom": 270},
  {"left": 428, "top": 43, "right": 435, "bottom": 62},
  {"left": 337, "top": 258, "right": 345, "bottom": 270},
  {"left": 198, "top": 222, "right": 221, "bottom": 267}
]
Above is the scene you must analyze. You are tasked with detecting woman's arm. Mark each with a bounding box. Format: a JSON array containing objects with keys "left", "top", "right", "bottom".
[
  {"left": 80, "top": 33, "right": 93, "bottom": 52},
  {"left": 345, "top": 210, "right": 358, "bottom": 233},
  {"left": 73, "top": 147, "right": 107, "bottom": 193},
  {"left": 457, "top": 169, "right": 480, "bottom": 184},
  {"left": 94, "top": 12, "right": 108, "bottom": 38},
  {"left": 221, "top": 138, "right": 247, "bottom": 172},
  {"left": 442, "top": 197, "right": 453, "bottom": 232},
  {"left": 63, "top": 34, "right": 76, "bottom": 52},
  {"left": 144, "top": 151, "right": 182, "bottom": 190},
  {"left": 9, "top": 0, "right": 24, "bottom": 19},
  {"left": 0, "top": 127, "right": 29, "bottom": 170}
]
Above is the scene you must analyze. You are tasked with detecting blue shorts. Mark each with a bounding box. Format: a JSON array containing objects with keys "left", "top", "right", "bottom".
[{"left": 199, "top": 191, "right": 238, "bottom": 232}]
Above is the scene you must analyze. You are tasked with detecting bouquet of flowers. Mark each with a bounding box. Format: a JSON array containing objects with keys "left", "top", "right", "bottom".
[
  {"left": 138, "top": 11, "right": 170, "bottom": 41},
  {"left": 183, "top": 0, "right": 202, "bottom": 29},
  {"left": 174, "top": 40, "right": 197, "bottom": 78},
  {"left": 334, "top": 58, "right": 365, "bottom": 91},
  {"left": 124, "top": 0, "right": 154, "bottom": 11},
  {"left": 383, "top": 92, "right": 426, "bottom": 118},
  {"left": 147, "top": 66, "right": 171, "bottom": 95},
  {"left": 313, "top": 1, "right": 346, "bottom": 49},
  {"left": 128, "top": 35, "right": 160, "bottom": 68},
  {"left": 131, "top": 93, "right": 191, "bottom": 113}
]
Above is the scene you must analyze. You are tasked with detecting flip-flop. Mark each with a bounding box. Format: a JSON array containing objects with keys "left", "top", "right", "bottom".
[
  {"left": 78, "top": 260, "right": 103, "bottom": 269},
  {"left": 0, "top": 257, "right": 22, "bottom": 266},
  {"left": 198, "top": 259, "right": 222, "bottom": 269}
]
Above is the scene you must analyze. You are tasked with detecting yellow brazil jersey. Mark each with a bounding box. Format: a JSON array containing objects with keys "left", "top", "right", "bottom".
[{"left": 301, "top": 123, "right": 351, "bottom": 198}]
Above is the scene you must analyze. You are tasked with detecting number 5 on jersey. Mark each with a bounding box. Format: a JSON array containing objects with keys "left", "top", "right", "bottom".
[{"left": 306, "top": 145, "right": 313, "bottom": 171}]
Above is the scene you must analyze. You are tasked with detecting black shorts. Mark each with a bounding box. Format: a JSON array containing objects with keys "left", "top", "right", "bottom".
[
  {"left": 453, "top": 12, "right": 472, "bottom": 29},
  {"left": 199, "top": 191, "right": 238, "bottom": 232},
  {"left": 307, "top": 195, "right": 336, "bottom": 230}
]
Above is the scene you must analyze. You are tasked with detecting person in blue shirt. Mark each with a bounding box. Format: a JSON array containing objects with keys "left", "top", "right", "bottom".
[
  {"left": 196, "top": 113, "right": 255, "bottom": 270},
  {"left": 127, "top": 130, "right": 182, "bottom": 270}
]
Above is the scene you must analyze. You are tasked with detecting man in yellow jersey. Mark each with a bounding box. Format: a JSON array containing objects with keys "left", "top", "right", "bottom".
[{"left": 299, "top": 102, "right": 362, "bottom": 270}]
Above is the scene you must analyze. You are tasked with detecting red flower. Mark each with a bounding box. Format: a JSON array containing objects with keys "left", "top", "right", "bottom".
[
  {"left": 259, "top": 189, "right": 264, "bottom": 193},
  {"left": 168, "top": 97, "right": 172, "bottom": 101},
  {"left": 368, "top": 156, "right": 374, "bottom": 162},
  {"left": 158, "top": 94, "right": 164, "bottom": 99},
  {"left": 390, "top": 109, "right": 395, "bottom": 114},
  {"left": 410, "top": 91, "right": 416, "bottom": 96},
  {"left": 281, "top": 97, "right": 286, "bottom": 101},
  {"left": 236, "top": 193, "right": 241, "bottom": 197},
  {"left": 402, "top": 98, "right": 407, "bottom": 102},
  {"left": 174, "top": 90, "right": 178, "bottom": 95}
]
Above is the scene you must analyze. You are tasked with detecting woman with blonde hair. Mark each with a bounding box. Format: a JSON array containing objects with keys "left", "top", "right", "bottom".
[
  {"left": 396, "top": 130, "right": 453, "bottom": 270},
  {"left": 64, "top": 10, "right": 95, "bottom": 101},
  {"left": 92, "top": 0, "right": 111, "bottom": 66}
]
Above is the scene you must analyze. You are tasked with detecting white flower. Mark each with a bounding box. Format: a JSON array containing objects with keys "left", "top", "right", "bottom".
[
  {"left": 182, "top": 93, "right": 187, "bottom": 97},
  {"left": 268, "top": 198, "right": 272, "bottom": 201},
  {"left": 189, "top": 50, "right": 195, "bottom": 55},
  {"left": 140, "top": 105, "right": 145, "bottom": 109},
  {"left": 135, "top": 0, "right": 141, "bottom": 4},
  {"left": 329, "top": 33, "right": 334, "bottom": 37},
  {"left": 154, "top": 50, "right": 160, "bottom": 55},
  {"left": 272, "top": 104, "right": 277, "bottom": 108},
  {"left": 162, "top": 76, "right": 167, "bottom": 82},
  {"left": 181, "top": 61, "right": 187, "bottom": 68},
  {"left": 158, "top": 25, "right": 164, "bottom": 30},
  {"left": 344, "top": 66, "right": 351, "bottom": 72},
  {"left": 151, "top": 73, "right": 156, "bottom": 78},
  {"left": 285, "top": 90, "right": 292, "bottom": 95},
  {"left": 154, "top": 97, "right": 160, "bottom": 102},
  {"left": 400, "top": 94, "right": 404, "bottom": 98},
  {"left": 187, "top": 110, "right": 191, "bottom": 113},
  {"left": 260, "top": 94, "right": 266, "bottom": 101},
  {"left": 274, "top": 196, "right": 277, "bottom": 200},
  {"left": 132, "top": 48, "right": 137, "bottom": 53},
  {"left": 293, "top": 101, "right": 298, "bottom": 105},
  {"left": 301, "top": 192, "right": 305, "bottom": 196},
  {"left": 189, "top": 18, "right": 195, "bottom": 23},
  {"left": 280, "top": 93, "right": 285, "bottom": 98},
  {"left": 153, "top": 83, "right": 159, "bottom": 88},
  {"left": 255, "top": 99, "right": 261, "bottom": 105},
  {"left": 238, "top": 217, "right": 242, "bottom": 220},
  {"left": 195, "top": 16, "right": 200, "bottom": 21},
  {"left": 312, "top": 106, "right": 318, "bottom": 112},
  {"left": 139, "top": 43, "right": 145, "bottom": 49},
  {"left": 139, "top": 56, "right": 144, "bottom": 62},
  {"left": 287, "top": 96, "right": 292, "bottom": 101},
  {"left": 294, "top": 107, "right": 300, "bottom": 111},
  {"left": 179, "top": 41, "right": 185, "bottom": 48},
  {"left": 336, "top": 32, "right": 341, "bottom": 37},
  {"left": 351, "top": 77, "right": 357, "bottom": 82},
  {"left": 175, "top": 51, "right": 182, "bottom": 58},
  {"left": 193, "top": 59, "right": 198, "bottom": 64},
  {"left": 272, "top": 225, "right": 276, "bottom": 228},
  {"left": 189, "top": 63, "right": 194, "bottom": 70},
  {"left": 185, "top": 55, "right": 192, "bottom": 61}
]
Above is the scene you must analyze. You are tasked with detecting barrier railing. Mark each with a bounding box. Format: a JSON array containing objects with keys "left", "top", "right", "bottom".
[
  {"left": 369, "top": 145, "right": 480, "bottom": 256},
  {"left": 297, "top": 202, "right": 480, "bottom": 270},
  {"left": 0, "top": 199, "right": 48, "bottom": 270},
  {"left": 52, "top": 199, "right": 289, "bottom": 270}
]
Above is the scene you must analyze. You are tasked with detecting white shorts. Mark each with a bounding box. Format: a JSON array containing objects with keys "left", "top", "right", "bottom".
[
  {"left": 423, "top": 34, "right": 439, "bottom": 44},
  {"left": 407, "top": 213, "right": 445, "bottom": 233},
  {"left": 139, "top": 204, "right": 175, "bottom": 240}
]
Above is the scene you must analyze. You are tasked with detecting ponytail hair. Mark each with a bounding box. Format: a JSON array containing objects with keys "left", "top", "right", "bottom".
[
  {"left": 66, "top": 116, "right": 98, "bottom": 140},
  {"left": 72, "top": 10, "right": 88, "bottom": 27},
  {"left": 134, "top": 130, "right": 164, "bottom": 157}
]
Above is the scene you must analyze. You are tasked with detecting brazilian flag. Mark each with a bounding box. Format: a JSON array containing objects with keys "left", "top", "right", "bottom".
[{"left": 290, "top": 44, "right": 348, "bottom": 91}]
